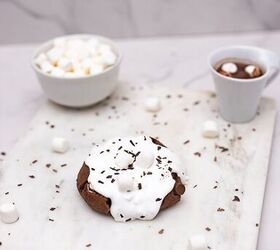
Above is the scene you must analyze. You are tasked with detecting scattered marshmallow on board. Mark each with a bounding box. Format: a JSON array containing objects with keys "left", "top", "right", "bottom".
[
  {"left": 52, "top": 137, "right": 69, "bottom": 153},
  {"left": 0, "top": 203, "right": 19, "bottom": 224},
  {"left": 144, "top": 97, "right": 161, "bottom": 112},
  {"left": 188, "top": 234, "right": 208, "bottom": 250},
  {"left": 202, "top": 120, "right": 219, "bottom": 138}
]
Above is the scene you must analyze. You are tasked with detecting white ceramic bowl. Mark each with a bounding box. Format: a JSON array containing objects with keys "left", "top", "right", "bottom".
[{"left": 31, "top": 34, "right": 121, "bottom": 107}]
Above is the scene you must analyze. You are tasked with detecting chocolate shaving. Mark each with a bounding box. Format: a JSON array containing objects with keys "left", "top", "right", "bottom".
[
  {"left": 194, "top": 152, "right": 201, "bottom": 157},
  {"left": 233, "top": 196, "right": 240, "bottom": 202}
]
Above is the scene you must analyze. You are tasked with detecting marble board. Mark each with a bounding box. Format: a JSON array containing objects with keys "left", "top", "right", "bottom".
[{"left": 0, "top": 84, "right": 277, "bottom": 250}]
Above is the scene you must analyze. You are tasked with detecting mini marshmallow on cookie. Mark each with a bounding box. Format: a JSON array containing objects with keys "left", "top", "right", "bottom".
[{"left": 134, "top": 146, "right": 155, "bottom": 169}]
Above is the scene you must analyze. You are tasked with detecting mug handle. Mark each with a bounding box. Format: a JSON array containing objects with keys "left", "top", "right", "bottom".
[{"left": 260, "top": 49, "right": 280, "bottom": 87}]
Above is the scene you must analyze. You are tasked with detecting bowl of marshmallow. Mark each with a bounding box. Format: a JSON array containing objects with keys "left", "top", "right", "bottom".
[{"left": 31, "top": 34, "right": 121, "bottom": 107}]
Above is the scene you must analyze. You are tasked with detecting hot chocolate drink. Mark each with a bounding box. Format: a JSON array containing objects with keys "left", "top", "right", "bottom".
[{"left": 215, "top": 59, "right": 264, "bottom": 79}]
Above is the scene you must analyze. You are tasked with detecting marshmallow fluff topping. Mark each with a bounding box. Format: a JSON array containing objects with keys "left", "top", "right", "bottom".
[{"left": 85, "top": 136, "right": 188, "bottom": 222}]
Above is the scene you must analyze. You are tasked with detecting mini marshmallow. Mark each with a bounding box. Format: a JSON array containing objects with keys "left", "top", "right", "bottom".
[
  {"left": 57, "top": 57, "right": 73, "bottom": 72},
  {"left": 34, "top": 53, "right": 47, "bottom": 67},
  {"left": 135, "top": 147, "right": 154, "bottom": 169},
  {"left": 202, "top": 120, "right": 219, "bottom": 139},
  {"left": 0, "top": 203, "right": 19, "bottom": 224},
  {"left": 115, "top": 151, "right": 134, "bottom": 169},
  {"left": 90, "top": 64, "right": 104, "bottom": 75},
  {"left": 53, "top": 38, "right": 66, "bottom": 48},
  {"left": 35, "top": 37, "right": 118, "bottom": 77},
  {"left": 245, "top": 65, "right": 261, "bottom": 77},
  {"left": 117, "top": 174, "right": 134, "bottom": 192},
  {"left": 101, "top": 50, "right": 117, "bottom": 66},
  {"left": 40, "top": 61, "right": 54, "bottom": 73},
  {"left": 144, "top": 97, "right": 161, "bottom": 112},
  {"left": 52, "top": 137, "right": 69, "bottom": 153},
  {"left": 46, "top": 47, "right": 63, "bottom": 65},
  {"left": 50, "top": 67, "right": 65, "bottom": 77},
  {"left": 188, "top": 235, "right": 207, "bottom": 250},
  {"left": 221, "top": 62, "right": 238, "bottom": 74}
]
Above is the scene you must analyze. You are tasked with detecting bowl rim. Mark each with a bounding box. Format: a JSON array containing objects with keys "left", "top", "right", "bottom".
[{"left": 31, "top": 33, "right": 122, "bottom": 80}]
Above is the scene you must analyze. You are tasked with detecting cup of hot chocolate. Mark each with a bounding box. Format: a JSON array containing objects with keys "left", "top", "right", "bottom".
[{"left": 208, "top": 45, "right": 279, "bottom": 123}]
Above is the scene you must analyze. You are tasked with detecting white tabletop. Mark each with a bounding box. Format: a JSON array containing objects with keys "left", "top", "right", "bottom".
[{"left": 1, "top": 31, "right": 280, "bottom": 249}]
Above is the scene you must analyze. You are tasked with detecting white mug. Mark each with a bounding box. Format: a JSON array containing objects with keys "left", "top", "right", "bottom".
[{"left": 208, "top": 45, "right": 280, "bottom": 123}]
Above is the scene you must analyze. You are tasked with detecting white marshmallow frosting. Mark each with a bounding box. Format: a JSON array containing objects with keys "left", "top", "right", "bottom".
[{"left": 85, "top": 135, "right": 187, "bottom": 222}]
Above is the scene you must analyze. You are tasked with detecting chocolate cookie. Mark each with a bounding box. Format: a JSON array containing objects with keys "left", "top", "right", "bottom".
[{"left": 76, "top": 136, "right": 187, "bottom": 222}]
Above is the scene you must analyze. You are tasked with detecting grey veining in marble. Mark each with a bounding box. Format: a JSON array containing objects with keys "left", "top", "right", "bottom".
[{"left": 1, "top": 0, "right": 280, "bottom": 43}]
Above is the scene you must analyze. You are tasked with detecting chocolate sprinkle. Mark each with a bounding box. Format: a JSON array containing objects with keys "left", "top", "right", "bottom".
[
  {"left": 98, "top": 180, "right": 104, "bottom": 184},
  {"left": 217, "top": 207, "right": 225, "bottom": 212},
  {"left": 158, "top": 229, "right": 164, "bottom": 234},
  {"left": 31, "top": 160, "right": 38, "bottom": 164},
  {"left": 125, "top": 218, "right": 131, "bottom": 222},
  {"left": 194, "top": 152, "right": 201, "bottom": 157},
  {"left": 138, "top": 183, "right": 142, "bottom": 190},
  {"left": 50, "top": 207, "right": 56, "bottom": 211},
  {"left": 129, "top": 140, "right": 135, "bottom": 146},
  {"left": 86, "top": 244, "right": 91, "bottom": 247},
  {"left": 205, "top": 227, "right": 211, "bottom": 231},
  {"left": 106, "top": 175, "right": 112, "bottom": 179},
  {"left": 183, "top": 140, "right": 190, "bottom": 145},
  {"left": 155, "top": 198, "right": 162, "bottom": 202},
  {"left": 233, "top": 195, "right": 240, "bottom": 202},
  {"left": 29, "top": 175, "right": 35, "bottom": 179},
  {"left": 17, "top": 184, "right": 22, "bottom": 187},
  {"left": 120, "top": 214, "right": 124, "bottom": 218}
]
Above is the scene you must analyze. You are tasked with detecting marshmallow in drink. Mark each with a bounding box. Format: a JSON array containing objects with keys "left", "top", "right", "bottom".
[
  {"left": 221, "top": 62, "right": 238, "bottom": 74},
  {"left": 144, "top": 97, "right": 161, "bottom": 112},
  {"left": 188, "top": 235, "right": 207, "bottom": 250},
  {"left": 202, "top": 120, "right": 219, "bottom": 138},
  {"left": 0, "top": 203, "right": 19, "bottom": 224},
  {"left": 52, "top": 137, "right": 69, "bottom": 153},
  {"left": 245, "top": 65, "right": 262, "bottom": 77}
]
